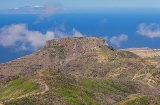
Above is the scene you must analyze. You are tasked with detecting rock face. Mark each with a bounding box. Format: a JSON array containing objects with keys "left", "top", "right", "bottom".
[
  {"left": 0, "top": 37, "right": 108, "bottom": 76},
  {"left": 0, "top": 37, "right": 159, "bottom": 86},
  {"left": 45, "top": 37, "right": 107, "bottom": 55}
]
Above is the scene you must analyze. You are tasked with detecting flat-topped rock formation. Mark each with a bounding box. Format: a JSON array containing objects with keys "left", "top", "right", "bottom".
[
  {"left": 45, "top": 37, "right": 107, "bottom": 55},
  {"left": 0, "top": 37, "right": 158, "bottom": 82},
  {"left": 1, "top": 37, "right": 160, "bottom": 105},
  {"left": 0, "top": 37, "right": 108, "bottom": 77}
]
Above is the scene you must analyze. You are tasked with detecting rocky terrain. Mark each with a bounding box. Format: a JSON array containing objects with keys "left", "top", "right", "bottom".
[
  {"left": 0, "top": 37, "right": 106, "bottom": 77},
  {"left": 0, "top": 37, "right": 160, "bottom": 105},
  {"left": 122, "top": 47, "right": 160, "bottom": 58}
]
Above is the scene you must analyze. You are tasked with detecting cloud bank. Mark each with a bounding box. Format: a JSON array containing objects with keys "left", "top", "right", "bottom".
[
  {"left": 0, "top": 24, "right": 54, "bottom": 50},
  {"left": 54, "top": 28, "right": 84, "bottom": 38},
  {"left": 137, "top": 23, "right": 160, "bottom": 38},
  {"left": 0, "top": 6, "right": 44, "bottom": 14},
  {"left": 34, "top": 3, "right": 63, "bottom": 23},
  {"left": 110, "top": 34, "right": 128, "bottom": 47},
  {"left": 43, "top": 3, "right": 63, "bottom": 16},
  {"left": 0, "top": 3, "right": 63, "bottom": 15},
  {"left": 0, "top": 24, "right": 84, "bottom": 51},
  {"left": 0, "top": 24, "right": 128, "bottom": 50}
]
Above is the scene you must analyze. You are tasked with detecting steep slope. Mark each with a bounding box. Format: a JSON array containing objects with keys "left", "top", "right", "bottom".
[
  {"left": 0, "top": 37, "right": 107, "bottom": 77},
  {"left": 0, "top": 37, "right": 160, "bottom": 105}
]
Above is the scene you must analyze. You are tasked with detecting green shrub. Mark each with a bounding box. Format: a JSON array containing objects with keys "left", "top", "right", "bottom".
[{"left": 0, "top": 77, "right": 38, "bottom": 99}]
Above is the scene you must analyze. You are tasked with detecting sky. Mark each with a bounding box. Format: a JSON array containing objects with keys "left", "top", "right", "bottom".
[
  {"left": 0, "top": 0, "right": 160, "bottom": 11},
  {"left": 0, "top": 1, "right": 160, "bottom": 62}
]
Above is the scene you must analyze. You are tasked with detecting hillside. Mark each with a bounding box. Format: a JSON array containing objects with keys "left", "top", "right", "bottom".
[
  {"left": 0, "top": 37, "right": 160, "bottom": 105},
  {"left": 122, "top": 47, "right": 160, "bottom": 58}
]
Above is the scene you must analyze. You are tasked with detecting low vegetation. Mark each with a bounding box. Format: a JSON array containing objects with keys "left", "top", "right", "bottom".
[
  {"left": 3, "top": 70, "right": 147, "bottom": 105},
  {"left": 0, "top": 37, "right": 160, "bottom": 105},
  {"left": 0, "top": 77, "right": 38, "bottom": 100}
]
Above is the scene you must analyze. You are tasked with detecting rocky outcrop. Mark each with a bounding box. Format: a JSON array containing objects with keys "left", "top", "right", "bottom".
[
  {"left": 45, "top": 37, "right": 107, "bottom": 55},
  {"left": 0, "top": 37, "right": 108, "bottom": 77}
]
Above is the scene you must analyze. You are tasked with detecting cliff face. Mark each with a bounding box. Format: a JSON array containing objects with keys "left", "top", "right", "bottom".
[
  {"left": 45, "top": 37, "right": 107, "bottom": 55},
  {"left": 0, "top": 37, "right": 159, "bottom": 83},
  {"left": 0, "top": 37, "right": 108, "bottom": 77}
]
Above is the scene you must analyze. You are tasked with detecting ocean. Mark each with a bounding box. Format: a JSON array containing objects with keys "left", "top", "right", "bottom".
[{"left": 0, "top": 9, "right": 160, "bottom": 63}]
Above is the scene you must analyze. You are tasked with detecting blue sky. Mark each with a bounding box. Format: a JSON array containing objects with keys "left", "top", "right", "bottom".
[
  {"left": 0, "top": 1, "right": 160, "bottom": 63},
  {"left": 1, "top": 0, "right": 160, "bottom": 11}
]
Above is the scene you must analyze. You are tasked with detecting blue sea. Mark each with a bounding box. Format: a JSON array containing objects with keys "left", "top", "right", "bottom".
[{"left": 0, "top": 9, "right": 160, "bottom": 63}]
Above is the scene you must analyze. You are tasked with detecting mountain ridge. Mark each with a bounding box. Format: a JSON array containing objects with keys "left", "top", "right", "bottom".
[
  {"left": 122, "top": 47, "right": 160, "bottom": 58},
  {"left": 0, "top": 37, "right": 109, "bottom": 77},
  {"left": 0, "top": 37, "right": 160, "bottom": 105}
]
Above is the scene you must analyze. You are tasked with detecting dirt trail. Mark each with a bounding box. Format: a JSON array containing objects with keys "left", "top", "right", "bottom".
[
  {"left": 118, "top": 97, "right": 138, "bottom": 105},
  {"left": 35, "top": 70, "right": 50, "bottom": 95},
  {"left": 2, "top": 70, "right": 50, "bottom": 104},
  {"left": 17, "top": 80, "right": 49, "bottom": 99},
  {"left": 118, "top": 95, "right": 145, "bottom": 105},
  {"left": 132, "top": 63, "right": 146, "bottom": 80},
  {"left": 16, "top": 70, "right": 50, "bottom": 99}
]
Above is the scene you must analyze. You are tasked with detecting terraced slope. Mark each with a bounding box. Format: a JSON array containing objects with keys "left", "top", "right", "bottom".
[
  {"left": 0, "top": 37, "right": 160, "bottom": 105},
  {"left": 2, "top": 69, "right": 160, "bottom": 105}
]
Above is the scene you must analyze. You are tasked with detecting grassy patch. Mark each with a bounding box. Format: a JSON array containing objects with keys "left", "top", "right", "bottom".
[
  {"left": 79, "top": 78, "right": 136, "bottom": 96},
  {"left": 0, "top": 77, "right": 38, "bottom": 99},
  {"left": 49, "top": 73, "right": 136, "bottom": 105},
  {"left": 2, "top": 70, "right": 157, "bottom": 105},
  {"left": 51, "top": 74, "right": 100, "bottom": 105}
]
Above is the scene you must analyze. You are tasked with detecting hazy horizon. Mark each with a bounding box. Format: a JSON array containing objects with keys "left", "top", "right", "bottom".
[{"left": 1, "top": 1, "right": 160, "bottom": 63}]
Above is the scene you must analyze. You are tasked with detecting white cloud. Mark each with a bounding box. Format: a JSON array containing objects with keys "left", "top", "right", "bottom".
[
  {"left": 0, "top": 6, "right": 44, "bottom": 14},
  {"left": 110, "top": 34, "right": 128, "bottom": 47},
  {"left": 43, "top": 3, "right": 63, "bottom": 16},
  {"left": 35, "top": 3, "right": 63, "bottom": 23},
  {"left": 0, "top": 24, "right": 26, "bottom": 47},
  {"left": 0, "top": 24, "right": 84, "bottom": 51},
  {"left": 0, "top": 4, "right": 63, "bottom": 15},
  {"left": 18, "top": 43, "right": 29, "bottom": 51},
  {"left": 25, "top": 31, "right": 54, "bottom": 50},
  {"left": 54, "top": 28, "right": 84, "bottom": 38},
  {"left": 137, "top": 23, "right": 160, "bottom": 38},
  {"left": 0, "top": 24, "right": 54, "bottom": 50},
  {"left": 72, "top": 28, "right": 84, "bottom": 37}
]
